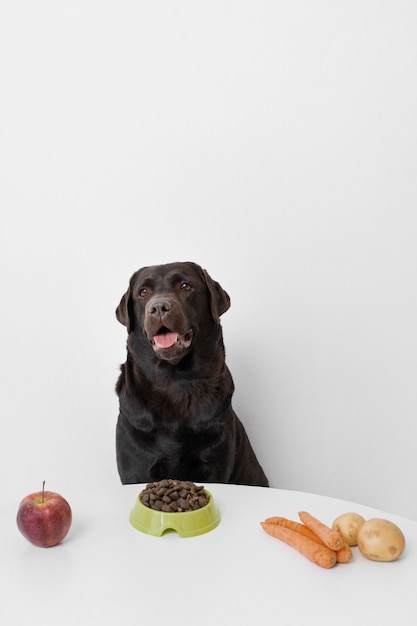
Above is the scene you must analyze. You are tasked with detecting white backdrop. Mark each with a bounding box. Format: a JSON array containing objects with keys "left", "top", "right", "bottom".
[{"left": 1, "top": 1, "right": 416, "bottom": 519}]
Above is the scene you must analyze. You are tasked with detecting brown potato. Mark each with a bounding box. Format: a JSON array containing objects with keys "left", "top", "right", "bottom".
[
  {"left": 332, "top": 512, "right": 366, "bottom": 546},
  {"left": 357, "top": 518, "right": 405, "bottom": 562}
]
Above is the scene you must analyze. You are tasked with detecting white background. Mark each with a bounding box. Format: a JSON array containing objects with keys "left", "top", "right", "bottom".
[{"left": 1, "top": 1, "right": 416, "bottom": 519}]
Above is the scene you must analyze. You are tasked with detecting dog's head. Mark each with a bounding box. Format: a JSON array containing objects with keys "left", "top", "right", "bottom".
[{"left": 116, "top": 262, "right": 230, "bottom": 364}]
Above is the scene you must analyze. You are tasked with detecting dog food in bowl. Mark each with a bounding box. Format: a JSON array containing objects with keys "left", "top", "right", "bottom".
[
  {"left": 130, "top": 479, "right": 220, "bottom": 537},
  {"left": 140, "top": 479, "right": 210, "bottom": 512}
]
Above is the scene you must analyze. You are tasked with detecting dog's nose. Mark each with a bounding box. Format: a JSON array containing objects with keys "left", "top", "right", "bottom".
[{"left": 148, "top": 299, "right": 172, "bottom": 318}]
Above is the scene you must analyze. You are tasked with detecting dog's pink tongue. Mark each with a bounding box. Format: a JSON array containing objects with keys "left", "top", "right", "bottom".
[{"left": 154, "top": 332, "right": 178, "bottom": 348}]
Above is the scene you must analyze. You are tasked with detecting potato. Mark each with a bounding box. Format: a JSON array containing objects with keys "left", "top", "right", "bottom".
[
  {"left": 332, "top": 512, "right": 366, "bottom": 546},
  {"left": 357, "top": 518, "right": 405, "bottom": 562}
]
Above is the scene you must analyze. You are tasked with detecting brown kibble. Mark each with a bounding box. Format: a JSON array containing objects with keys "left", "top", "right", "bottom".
[
  {"left": 139, "top": 479, "right": 209, "bottom": 512},
  {"left": 177, "top": 498, "right": 190, "bottom": 510}
]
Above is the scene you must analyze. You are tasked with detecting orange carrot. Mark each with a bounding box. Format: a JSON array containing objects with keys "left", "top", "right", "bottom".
[
  {"left": 298, "top": 511, "right": 344, "bottom": 551},
  {"left": 261, "top": 521, "right": 337, "bottom": 568},
  {"left": 264, "top": 516, "right": 323, "bottom": 543},
  {"left": 266, "top": 515, "right": 353, "bottom": 563}
]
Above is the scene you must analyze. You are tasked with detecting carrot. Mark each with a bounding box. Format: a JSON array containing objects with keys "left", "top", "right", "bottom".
[
  {"left": 261, "top": 521, "right": 337, "bottom": 568},
  {"left": 264, "top": 516, "right": 324, "bottom": 543},
  {"left": 298, "top": 511, "right": 344, "bottom": 551},
  {"left": 266, "top": 515, "right": 353, "bottom": 563}
]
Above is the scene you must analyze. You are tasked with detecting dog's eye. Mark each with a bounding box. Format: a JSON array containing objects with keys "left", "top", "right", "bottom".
[
  {"left": 180, "top": 282, "right": 191, "bottom": 291},
  {"left": 138, "top": 288, "right": 148, "bottom": 298}
]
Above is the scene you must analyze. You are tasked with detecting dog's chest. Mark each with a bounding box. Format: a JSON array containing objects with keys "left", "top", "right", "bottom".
[{"left": 148, "top": 377, "right": 222, "bottom": 421}]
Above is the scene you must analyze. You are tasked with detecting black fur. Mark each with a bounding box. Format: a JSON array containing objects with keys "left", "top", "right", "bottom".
[{"left": 115, "top": 261, "right": 269, "bottom": 487}]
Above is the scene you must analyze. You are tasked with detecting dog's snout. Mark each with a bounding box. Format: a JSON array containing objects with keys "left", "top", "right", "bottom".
[{"left": 148, "top": 299, "right": 172, "bottom": 318}]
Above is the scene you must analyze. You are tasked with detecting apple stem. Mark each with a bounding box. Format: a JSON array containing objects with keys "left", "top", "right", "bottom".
[{"left": 42, "top": 480, "right": 46, "bottom": 504}]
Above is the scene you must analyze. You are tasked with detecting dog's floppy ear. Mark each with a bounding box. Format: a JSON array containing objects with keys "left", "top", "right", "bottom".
[
  {"left": 116, "top": 289, "right": 131, "bottom": 330},
  {"left": 201, "top": 268, "right": 231, "bottom": 323},
  {"left": 116, "top": 271, "right": 140, "bottom": 333}
]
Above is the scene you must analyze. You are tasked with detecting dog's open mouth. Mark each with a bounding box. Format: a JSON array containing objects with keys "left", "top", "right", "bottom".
[{"left": 152, "top": 327, "right": 193, "bottom": 350}]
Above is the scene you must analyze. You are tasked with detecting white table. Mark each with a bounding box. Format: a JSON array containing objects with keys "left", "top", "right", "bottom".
[{"left": 1, "top": 483, "right": 416, "bottom": 625}]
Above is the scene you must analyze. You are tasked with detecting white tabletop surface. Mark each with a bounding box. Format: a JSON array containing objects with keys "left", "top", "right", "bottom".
[{"left": 1, "top": 483, "right": 416, "bottom": 625}]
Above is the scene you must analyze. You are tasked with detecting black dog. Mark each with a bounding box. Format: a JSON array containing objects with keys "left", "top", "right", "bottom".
[{"left": 115, "top": 261, "right": 269, "bottom": 487}]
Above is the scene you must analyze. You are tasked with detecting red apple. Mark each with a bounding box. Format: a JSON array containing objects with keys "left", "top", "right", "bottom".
[{"left": 17, "top": 481, "right": 72, "bottom": 547}]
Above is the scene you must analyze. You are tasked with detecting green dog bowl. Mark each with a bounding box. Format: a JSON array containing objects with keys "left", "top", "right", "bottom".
[{"left": 129, "top": 489, "right": 220, "bottom": 538}]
